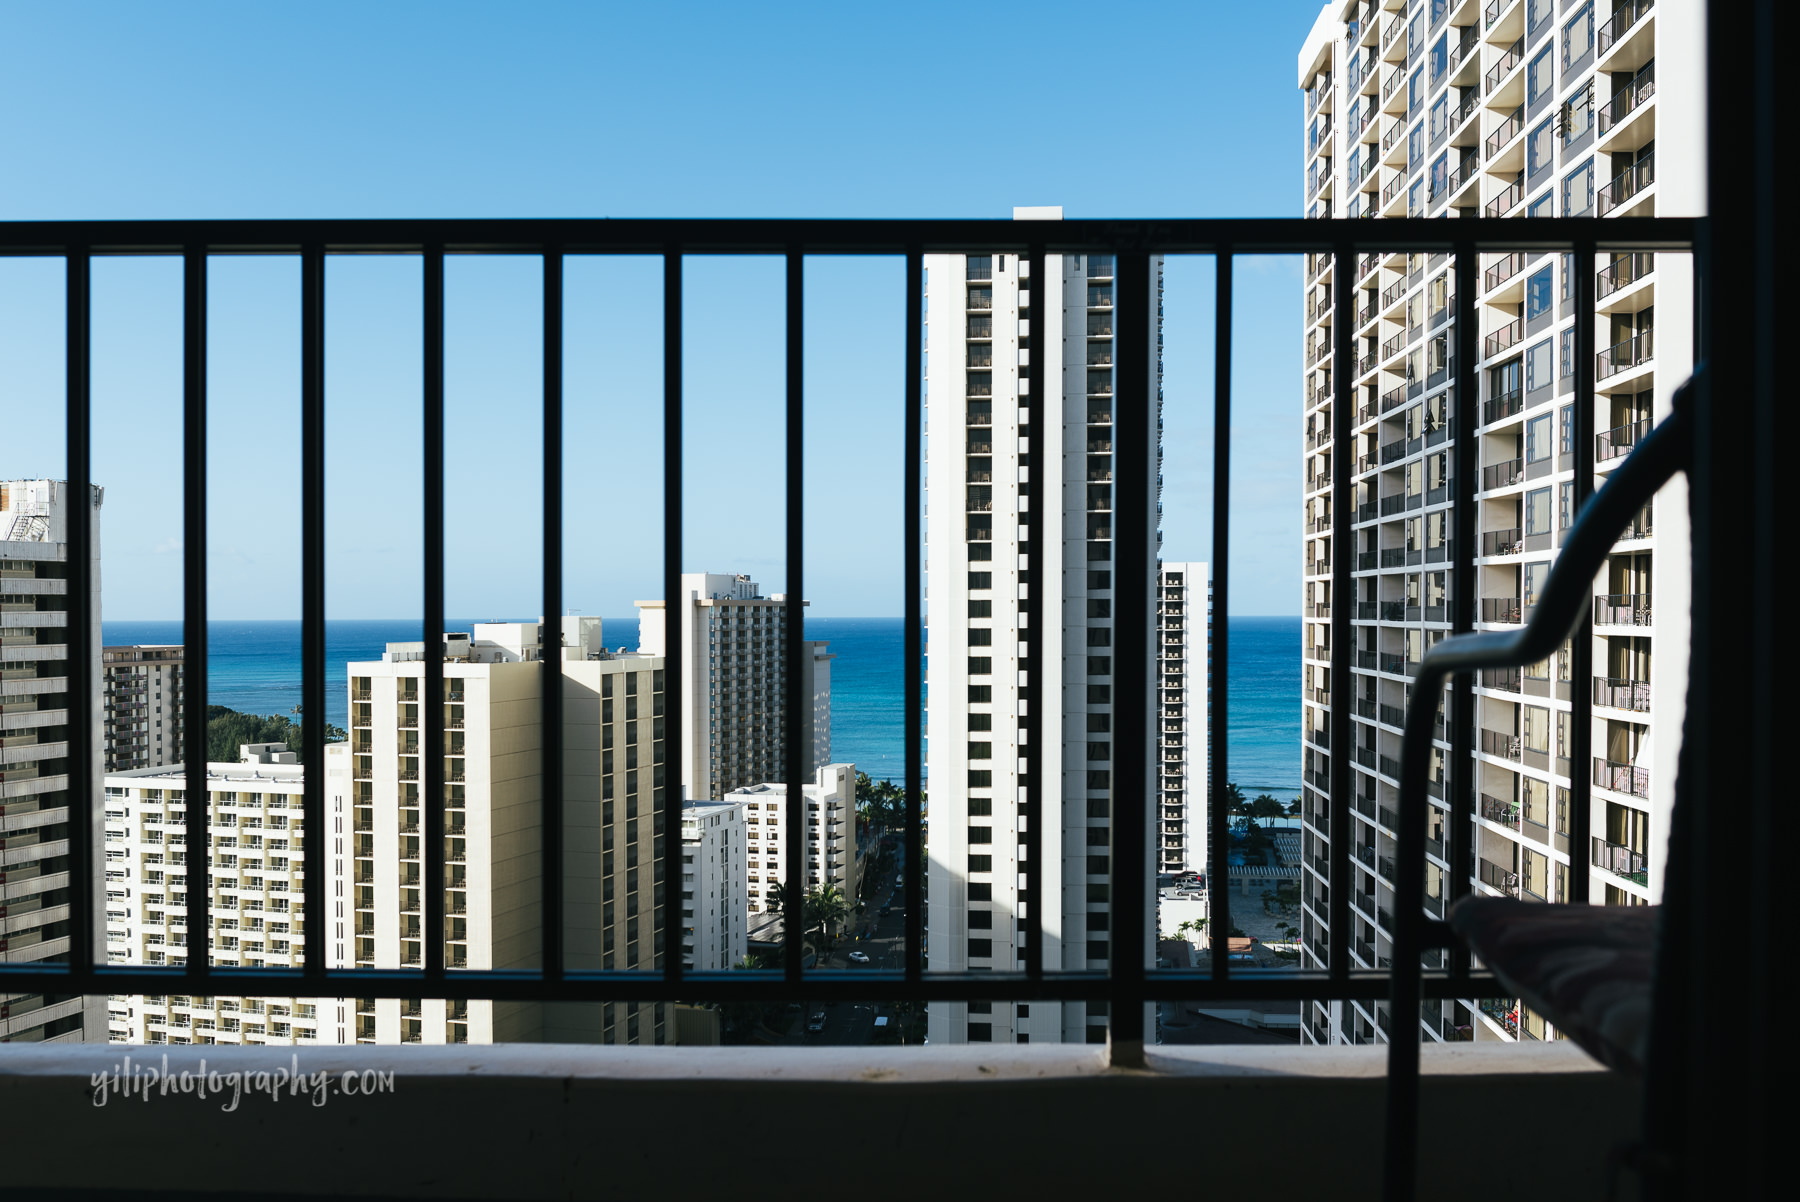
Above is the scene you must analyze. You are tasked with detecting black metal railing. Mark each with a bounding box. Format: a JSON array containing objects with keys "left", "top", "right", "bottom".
[{"left": 0, "top": 217, "right": 1696, "bottom": 1179}]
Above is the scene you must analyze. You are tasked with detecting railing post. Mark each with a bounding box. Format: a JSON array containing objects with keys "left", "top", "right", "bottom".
[
  {"left": 422, "top": 248, "right": 446, "bottom": 981},
  {"left": 301, "top": 247, "right": 327, "bottom": 981},
  {"left": 1021, "top": 245, "right": 1045, "bottom": 980},
  {"left": 1570, "top": 239, "right": 1596, "bottom": 906},
  {"left": 1451, "top": 241, "right": 1478, "bottom": 969},
  {"left": 181, "top": 248, "right": 210, "bottom": 983},
  {"left": 66, "top": 249, "right": 98, "bottom": 985},
  {"left": 1328, "top": 242, "right": 1354, "bottom": 1002},
  {"left": 1107, "top": 251, "right": 1152, "bottom": 1067},
  {"left": 660, "top": 248, "right": 685, "bottom": 982},
  {"left": 1209, "top": 251, "right": 1234, "bottom": 982},
  {"left": 542, "top": 249, "right": 566, "bottom": 983},
  {"left": 783, "top": 249, "right": 806, "bottom": 984},
  {"left": 904, "top": 249, "right": 924, "bottom": 984}
]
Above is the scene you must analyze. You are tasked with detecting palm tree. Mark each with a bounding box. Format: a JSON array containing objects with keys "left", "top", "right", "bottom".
[
  {"left": 764, "top": 881, "right": 791, "bottom": 917},
  {"left": 804, "top": 884, "right": 849, "bottom": 950}
]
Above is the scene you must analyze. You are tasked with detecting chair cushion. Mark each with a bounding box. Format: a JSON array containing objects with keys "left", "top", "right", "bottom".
[{"left": 1447, "top": 897, "right": 1657, "bottom": 1075}]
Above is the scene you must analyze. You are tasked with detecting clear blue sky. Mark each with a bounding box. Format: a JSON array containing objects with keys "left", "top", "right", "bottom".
[{"left": 1, "top": 0, "right": 1322, "bottom": 619}]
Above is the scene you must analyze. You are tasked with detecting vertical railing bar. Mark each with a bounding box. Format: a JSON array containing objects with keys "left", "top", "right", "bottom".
[
  {"left": 1328, "top": 242, "right": 1354, "bottom": 1002},
  {"left": 782, "top": 249, "right": 806, "bottom": 985},
  {"left": 1021, "top": 245, "right": 1045, "bottom": 980},
  {"left": 1107, "top": 251, "right": 1150, "bottom": 1064},
  {"left": 180, "top": 249, "right": 210, "bottom": 983},
  {"left": 903, "top": 249, "right": 924, "bottom": 984},
  {"left": 661, "top": 249, "right": 684, "bottom": 982},
  {"left": 542, "top": 248, "right": 566, "bottom": 983},
  {"left": 1569, "top": 238, "right": 1596, "bottom": 907},
  {"left": 1449, "top": 241, "right": 1478, "bottom": 982},
  {"left": 301, "top": 248, "right": 327, "bottom": 981},
  {"left": 64, "top": 250, "right": 97, "bottom": 986},
  {"left": 1209, "top": 251, "right": 1234, "bottom": 983},
  {"left": 422, "top": 249, "right": 446, "bottom": 982}
]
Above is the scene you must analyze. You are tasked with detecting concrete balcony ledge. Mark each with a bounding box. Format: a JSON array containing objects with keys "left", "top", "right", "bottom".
[{"left": 1, "top": 1041, "right": 1635, "bottom": 1200}]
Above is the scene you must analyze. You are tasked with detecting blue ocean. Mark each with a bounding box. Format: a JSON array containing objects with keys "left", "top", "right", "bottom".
[{"left": 101, "top": 615, "right": 1299, "bottom": 799}]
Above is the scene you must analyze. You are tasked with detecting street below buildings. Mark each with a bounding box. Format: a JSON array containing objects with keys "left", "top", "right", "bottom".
[{"left": 781, "top": 837, "right": 921, "bottom": 1046}]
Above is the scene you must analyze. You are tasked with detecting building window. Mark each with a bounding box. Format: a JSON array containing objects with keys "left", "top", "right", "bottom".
[
  {"left": 1527, "top": 191, "right": 1555, "bottom": 219},
  {"left": 1429, "top": 34, "right": 1447, "bottom": 85},
  {"left": 1429, "top": 152, "right": 1449, "bottom": 199},
  {"left": 1563, "top": 160, "right": 1594, "bottom": 216},
  {"left": 1526, "top": 413, "right": 1555, "bottom": 463},
  {"left": 1527, "top": 119, "right": 1556, "bottom": 178},
  {"left": 1560, "top": 328, "right": 1575, "bottom": 379},
  {"left": 1525, "top": 266, "right": 1554, "bottom": 321},
  {"left": 1563, "top": 2, "right": 1594, "bottom": 69},
  {"left": 1525, "top": 339, "right": 1554, "bottom": 391},
  {"left": 1523, "top": 561, "right": 1549, "bottom": 609},
  {"left": 1528, "top": 0, "right": 1555, "bottom": 34},
  {"left": 1525, "top": 487, "right": 1553, "bottom": 536},
  {"left": 1523, "top": 706, "right": 1551, "bottom": 755},
  {"left": 1527, "top": 46, "right": 1554, "bottom": 107},
  {"left": 1563, "top": 82, "right": 1595, "bottom": 145},
  {"left": 1560, "top": 403, "right": 1574, "bottom": 454}
]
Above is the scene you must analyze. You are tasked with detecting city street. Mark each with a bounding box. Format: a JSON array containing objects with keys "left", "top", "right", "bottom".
[{"left": 783, "top": 839, "right": 914, "bottom": 1046}]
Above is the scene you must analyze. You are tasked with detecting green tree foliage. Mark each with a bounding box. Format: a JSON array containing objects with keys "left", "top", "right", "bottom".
[
  {"left": 1250, "top": 793, "right": 1287, "bottom": 820},
  {"left": 204, "top": 705, "right": 345, "bottom": 765},
  {"left": 1222, "top": 781, "right": 1248, "bottom": 814},
  {"left": 855, "top": 771, "right": 907, "bottom": 828},
  {"left": 804, "top": 884, "right": 849, "bottom": 946}
]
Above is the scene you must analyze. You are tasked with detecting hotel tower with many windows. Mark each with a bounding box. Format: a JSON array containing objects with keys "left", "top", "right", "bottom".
[
  {"left": 925, "top": 208, "right": 1163, "bottom": 1045},
  {"left": 1295, "top": 0, "right": 1699, "bottom": 1046}
]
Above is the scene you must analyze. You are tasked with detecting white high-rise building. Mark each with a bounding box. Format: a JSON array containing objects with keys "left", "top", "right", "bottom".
[
  {"left": 1156, "top": 563, "right": 1210, "bottom": 878},
  {"left": 679, "top": 798, "right": 747, "bottom": 970},
  {"left": 101, "top": 645, "right": 185, "bottom": 773},
  {"left": 725, "top": 762, "right": 858, "bottom": 915},
  {"left": 925, "top": 210, "right": 1164, "bottom": 1046},
  {"left": 2, "top": 479, "right": 106, "bottom": 1043},
  {"left": 1296, "top": 0, "right": 1698, "bottom": 1046},
  {"left": 331, "top": 621, "right": 671, "bottom": 1045},
  {"left": 637, "top": 572, "right": 831, "bottom": 805},
  {"left": 104, "top": 745, "right": 324, "bottom": 1045}
]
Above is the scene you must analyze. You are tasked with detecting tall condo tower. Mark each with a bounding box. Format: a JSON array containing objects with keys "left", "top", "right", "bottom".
[
  {"left": 102, "top": 644, "right": 185, "bottom": 772},
  {"left": 330, "top": 621, "right": 671, "bottom": 1045},
  {"left": 1156, "top": 562, "right": 1211, "bottom": 878},
  {"left": 104, "top": 745, "right": 325, "bottom": 1044},
  {"left": 925, "top": 208, "right": 1164, "bottom": 1045},
  {"left": 637, "top": 572, "right": 831, "bottom": 804},
  {"left": 1, "top": 479, "right": 106, "bottom": 1043},
  {"left": 1295, "top": 0, "right": 1698, "bottom": 1047}
]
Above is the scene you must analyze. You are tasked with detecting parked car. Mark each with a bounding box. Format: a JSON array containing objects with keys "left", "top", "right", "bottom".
[
  {"left": 806, "top": 1012, "right": 827, "bottom": 1033},
  {"left": 848, "top": 950, "right": 871, "bottom": 964}
]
